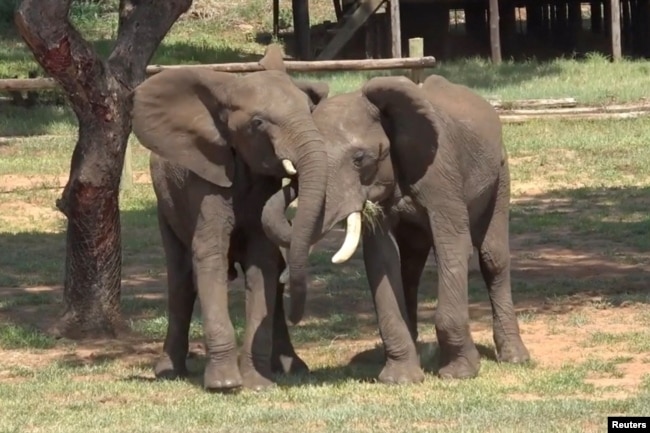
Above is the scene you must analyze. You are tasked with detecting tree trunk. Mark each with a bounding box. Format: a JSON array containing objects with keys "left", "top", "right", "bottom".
[{"left": 15, "top": 0, "right": 192, "bottom": 338}]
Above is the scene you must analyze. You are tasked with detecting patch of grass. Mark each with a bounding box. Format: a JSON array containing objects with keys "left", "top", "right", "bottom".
[
  {"left": 0, "top": 323, "right": 55, "bottom": 349},
  {"left": 292, "top": 313, "right": 364, "bottom": 344},
  {"left": 131, "top": 316, "right": 205, "bottom": 341},
  {"left": 0, "top": 292, "right": 55, "bottom": 311},
  {"left": 525, "top": 364, "right": 593, "bottom": 395},
  {"left": 582, "top": 331, "right": 650, "bottom": 353},
  {"left": 0, "top": 355, "right": 648, "bottom": 433},
  {"left": 566, "top": 311, "right": 591, "bottom": 327},
  {"left": 581, "top": 358, "right": 624, "bottom": 378}
]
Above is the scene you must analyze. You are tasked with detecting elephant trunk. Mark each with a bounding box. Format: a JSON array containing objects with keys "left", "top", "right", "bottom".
[
  {"left": 261, "top": 184, "right": 296, "bottom": 248},
  {"left": 284, "top": 135, "right": 327, "bottom": 325}
]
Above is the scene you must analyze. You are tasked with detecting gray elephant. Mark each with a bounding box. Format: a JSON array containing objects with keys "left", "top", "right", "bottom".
[
  {"left": 262, "top": 74, "right": 530, "bottom": 383},
  {"left": 130, "top": 47, "right": 328, "bottom": 391}
]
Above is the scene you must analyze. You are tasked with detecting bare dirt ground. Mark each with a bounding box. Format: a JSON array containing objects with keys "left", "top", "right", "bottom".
[{"left": 1, "top": 173, "right": 649, "bottom": 397}]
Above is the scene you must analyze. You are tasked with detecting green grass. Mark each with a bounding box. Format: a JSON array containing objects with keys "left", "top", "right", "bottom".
[
  {"left": 0, "top": 355, "right": 647, "bottom": 433},
  {"left": 3, "top": 116, "right": 650, "bottom": 431},
  {"left": 0, "top": 323, "right": 56, "bottom": 349},
  {"left": 2, "top": 2, "right": 650, "bottom": 431}
]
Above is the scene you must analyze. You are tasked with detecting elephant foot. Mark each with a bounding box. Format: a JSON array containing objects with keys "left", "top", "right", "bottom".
[
  {"left": 438, "top": 344, "right": 480, "bottom": 380},
  {"left": 154, "top": 354, "right": 188, "bottom": 380},
  {"left": 496, "top": 336, "right": 530, "bottom": 364},
  {"left": 203, "top": 359, "right": 242, "bottom": 392},
  {"left": 378, "top": 360, "right": 425, "bottom": 385},
  {"left": 271, "top": 352, "right": 310, "bottom": 375},
  {"left": 240, "top": 357, "right": 276, "bottom": 391},
  {"left": 241, "top": 368, "right": 276, "bottom": 391}
]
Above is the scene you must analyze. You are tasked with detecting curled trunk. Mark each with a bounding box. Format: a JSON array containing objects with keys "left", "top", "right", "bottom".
[{"left": 261, "top": 184, "right": 296, "bottom": 248}]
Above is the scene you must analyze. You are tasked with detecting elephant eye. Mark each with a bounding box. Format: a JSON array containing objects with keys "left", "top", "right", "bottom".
[
  {"left": 352, "top": 150, "right": 366, "bottom": 168},
  {"left": 251, "top": 117, "right": 264, "bottom": 129}
]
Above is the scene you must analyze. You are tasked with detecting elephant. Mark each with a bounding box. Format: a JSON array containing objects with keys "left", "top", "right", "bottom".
[
  {"left": 130, "top": 45, "right": 329, "bottom": 391},
  {"left": 261, "top": 74, "right": 531, "bottom": 383}
]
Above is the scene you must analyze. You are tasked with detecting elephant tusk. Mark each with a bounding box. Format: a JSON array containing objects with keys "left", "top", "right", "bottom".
[
  {"left": 331, "top": 212, "right": 362, "bottom": 264},
  {"left": 282, "top": 159, "right": 297, "bottom": 175}
]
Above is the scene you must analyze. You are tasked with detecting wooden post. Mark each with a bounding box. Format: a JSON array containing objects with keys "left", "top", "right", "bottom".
[
  {"left": 292, "top": 0, "right": 311, "bottom": 59},
  {"left": 408, "top": 37, "right": 424, "bottom": 83},
  {"left": 610, "top": 0, "right": 622, "bottom": 60},
  {"left": 389, "top": 0, "right": 402, "bottom": 57},
  {"left": 489, "top": 0, "right": 502, "bottom": 63},
  {"left": 273, "top": 0, "right": 280, "bottom": 38}
]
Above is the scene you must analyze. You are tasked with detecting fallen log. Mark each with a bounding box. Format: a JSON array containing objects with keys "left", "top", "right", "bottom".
[
  {"left": 490, "top": 97, "right": 578, "bottom": 109},
  {"left": 499, "top": 102, "right": 650, "bottom": 115},
  {"left": 500, "top": 110, "right": 650, "bottom": 123}
]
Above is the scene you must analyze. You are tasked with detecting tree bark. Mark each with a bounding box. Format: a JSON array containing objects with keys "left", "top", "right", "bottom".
[{"left": 14, "top": 0, "right": 192, "bottom": 338}]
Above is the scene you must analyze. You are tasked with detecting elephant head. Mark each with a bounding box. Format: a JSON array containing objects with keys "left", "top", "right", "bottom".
[
  {"left": 261, "top": 75, "right": 453, "bottom": 266},
  {"left": 131, "top": 45, "right": 329, "bottom": 324}
]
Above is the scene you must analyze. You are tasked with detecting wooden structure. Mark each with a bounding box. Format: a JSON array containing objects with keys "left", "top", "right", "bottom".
[
  {"left": 276, "top": 0, "right": 650, "bottom": 62},
  {"left": 0, "top": 56, "right": 436, "bottom": 92}
]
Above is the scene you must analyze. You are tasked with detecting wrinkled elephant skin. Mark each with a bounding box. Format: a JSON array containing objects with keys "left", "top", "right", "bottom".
[
  {"left": 263, "top": 74, "right": 530, "bottom": 383},
  {"left": 130, "top": 46, "right": 327, "bottom": 391}
]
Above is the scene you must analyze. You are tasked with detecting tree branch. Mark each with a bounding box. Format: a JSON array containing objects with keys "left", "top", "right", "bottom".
[
  {"left": 108, "top": 0, "right": 193, "bottom": 88},
  {"left": 14, "top": 0, "right": 110, "bottom": 123}
]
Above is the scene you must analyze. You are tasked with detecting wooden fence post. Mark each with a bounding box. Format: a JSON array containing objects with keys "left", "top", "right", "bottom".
[
  {"left": 489, "top": 0, "right": 502, "bottom": 64},
  {"left": 408, "top": 37, "right": 424, "bottom": 83},
  {"left": 610, "top": 0, "right": 622, "bottom": 61},
  {"left": 389, "top": 0, "right": 402, "bottom": 58}
]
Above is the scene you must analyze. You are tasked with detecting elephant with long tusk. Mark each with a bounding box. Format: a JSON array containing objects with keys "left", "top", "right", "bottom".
[{"left": 262, "top": 74, "right": 530, "bottom": 385}]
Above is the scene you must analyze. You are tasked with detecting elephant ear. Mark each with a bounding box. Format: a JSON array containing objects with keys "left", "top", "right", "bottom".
[
  {"left": 293, "top": 80, "right": 329, "bottom": 108},
  {"left": 132, "top": 68, "right": 236, "bottom": 188},
  {"left": 362, "top": 76, "right": 438, "bottom": 184},
  {"left": 259, "top": 43, "right": 287, "bottom": 72}
]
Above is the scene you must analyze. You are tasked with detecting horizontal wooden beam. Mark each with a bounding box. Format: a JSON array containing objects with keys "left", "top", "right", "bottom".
[
  {"left": 489, "top": 97, "right": 578, "bottom": 109},
  {"left": 501, "top": 111, "right": 650, "bottom": 123},
  {"left": 0, "top": 57, "right": 436, "bottom": 92}
]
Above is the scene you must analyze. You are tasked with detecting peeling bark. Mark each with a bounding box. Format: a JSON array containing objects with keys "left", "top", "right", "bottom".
[{"left": 15, "top": 0, "right": 192, "bottom": 338}]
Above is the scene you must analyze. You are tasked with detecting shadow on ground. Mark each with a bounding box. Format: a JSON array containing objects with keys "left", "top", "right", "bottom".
[{"left": 1, "top": 185, "right": 649, "bottom": 385}]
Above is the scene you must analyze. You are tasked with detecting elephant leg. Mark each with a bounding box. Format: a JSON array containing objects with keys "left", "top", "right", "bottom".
[
  {"left": 363, "top": 218, "right": 424, "bottom": 384},
  {"left": 394, "top": 222, "right": 431, "bottom": 344},
  {"left": 193, "top": 213, "right": 241, "bottom": 391},
  {"left": 155, "top": 211, "right": 196, "bottom": 380},
  {"left": 429, "top": 206, "right": 480, "bottom": 380},
  {"left": 478, "top": 173, "right": 530, "bottom": 364},
  {"left": 239, "top": 233, "right": 282, "bottom": 391},
  {"left": 271, "top": 280, "right": 309, "bottom": 374}
]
